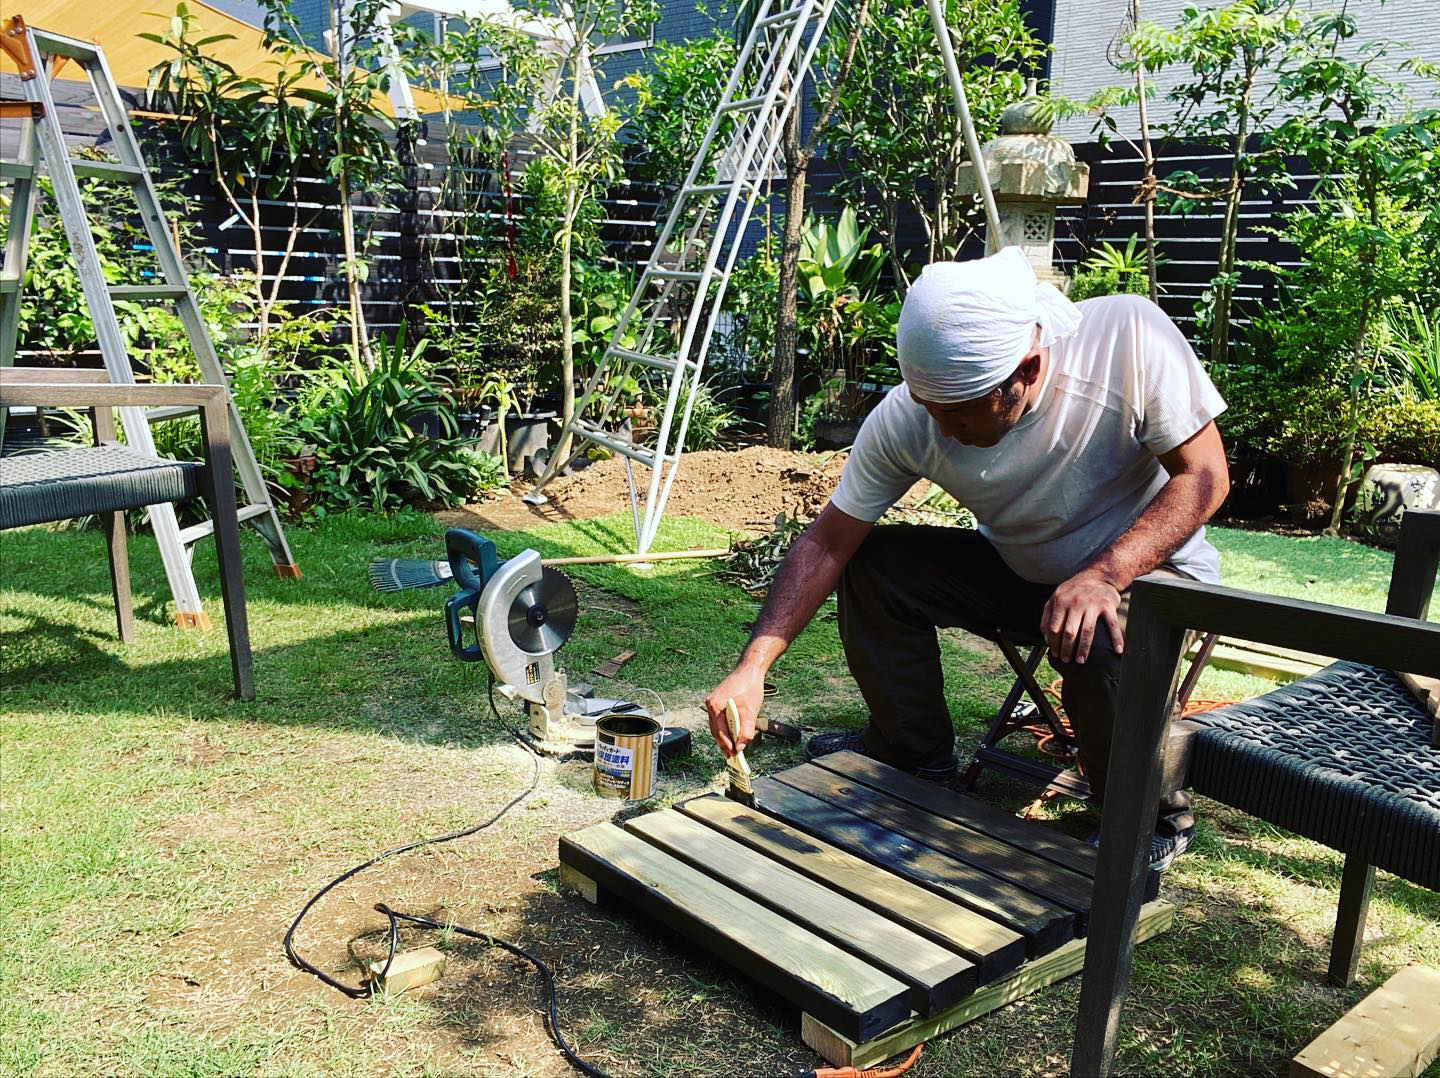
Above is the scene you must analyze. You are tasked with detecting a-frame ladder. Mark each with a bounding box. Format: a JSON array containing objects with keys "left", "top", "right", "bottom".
[
  {"left": 524, "top": 0, "right": 841, "bottom": 554},
  {"left": 525, "top": 0, "right": 1002, "bottom": 556},
  {"left": 1, "top": 16, "right": 299, "bottom": 627}
]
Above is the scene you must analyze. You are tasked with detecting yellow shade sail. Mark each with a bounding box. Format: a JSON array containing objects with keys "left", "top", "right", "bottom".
[{"left": 8, "top": 0, "right": 450, "bottom": 116}]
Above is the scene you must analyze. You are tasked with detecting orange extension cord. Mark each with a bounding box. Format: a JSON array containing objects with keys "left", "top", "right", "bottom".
[{"left": 805, "top": 1043, "right": 924, "bottom": 1078}]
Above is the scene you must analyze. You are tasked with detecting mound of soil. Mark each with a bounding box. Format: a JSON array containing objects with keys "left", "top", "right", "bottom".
[
  {"left": 546, "top": 446, "right": 850, "bottom": 531},
  {"left": 452, "top": 445, "right": 927, "bottom": 536}
]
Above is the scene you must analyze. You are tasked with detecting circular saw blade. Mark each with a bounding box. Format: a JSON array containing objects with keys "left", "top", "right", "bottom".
[{"left": 507, "top": 566, "right": 578, "bottom": 655}]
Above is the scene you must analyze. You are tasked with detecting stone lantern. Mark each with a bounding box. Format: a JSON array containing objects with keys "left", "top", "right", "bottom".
[{"left": 958, "top": 79, "right": 1089, "bottom": 289}]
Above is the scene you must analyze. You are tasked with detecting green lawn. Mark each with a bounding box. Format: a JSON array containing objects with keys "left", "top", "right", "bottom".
[{"left": 1, "top": 511, "right": 1436, "bottom": 1076}]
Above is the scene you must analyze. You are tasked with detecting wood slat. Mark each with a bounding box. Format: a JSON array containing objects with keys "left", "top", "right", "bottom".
[
  {"left": 775, "top": 764, "right": 1095, "bottom": 916},
  {"left": 1290, "top": 964, "right": 1440, "bottom": 1078},
  {"left": 752, "top": 777, "right": 1075, "bottom": 955},
  {"left": 802, "top": 902, "right": 1176, "bottom": 1070},
  {"left": 814, "top": 752, "right": 1099, "bottom": 878},
  {"left": 1137, "top": 576, "right": 1440, "bottom": 678},
  {"left": 678, "top": 794, "right": 1026, "bottom": 984},
  {"left": 625, "top": 810, "right": 977, "bottom": 1016},
  {"left": 558, "top": 822, "right": 910, "bottom": 1042}
]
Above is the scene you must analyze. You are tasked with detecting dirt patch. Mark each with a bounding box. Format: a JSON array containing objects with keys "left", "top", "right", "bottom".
[{"left": 444, "top": 446, "right": 930, "bottom": 537}]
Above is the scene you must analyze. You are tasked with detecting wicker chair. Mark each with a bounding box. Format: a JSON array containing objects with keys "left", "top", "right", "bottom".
[
  {"left": 1072, "top": 508, "right": 1440, "bottom": 1075},
  {"left": 0, "top": 367, "right": 253, "bottom": 700}
]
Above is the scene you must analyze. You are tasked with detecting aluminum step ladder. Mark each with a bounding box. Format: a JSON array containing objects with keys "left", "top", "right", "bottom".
[
  {"left": 524, "top": 0, "right": 841, "bottom": 554},
  {"left": 524, "top": 0, "right": 1002, "bottom": 557},
  {"left": 1, "top": 16, "right": 299, "bottom": 626}
]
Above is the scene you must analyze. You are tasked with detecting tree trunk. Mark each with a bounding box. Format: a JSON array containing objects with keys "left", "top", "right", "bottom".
[
  {"left": 559, "top": 185, "right": 577, "bottom": 432},
  {"left": 1209, "top": 61, "right": 1254, "bottom": 366},
  {"left": 338, "top": 181, "right": 370, "bottom": 363},
  {"left": 1326, "top": 295, "right": 1370, "bottom": 536},
  {"left": 1326, "top": 179, "right": 1381, "bottom": 535},
  {"left": 769, "top": 107, "right": 807, "bottom": 449},
  {"left": 1131, "top": 0, "right": 1159, "bottom": 304}
]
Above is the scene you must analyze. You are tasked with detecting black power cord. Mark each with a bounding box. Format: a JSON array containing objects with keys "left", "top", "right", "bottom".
[{"left": 282, "top": 674, "right": 611, "bottom": 1078}]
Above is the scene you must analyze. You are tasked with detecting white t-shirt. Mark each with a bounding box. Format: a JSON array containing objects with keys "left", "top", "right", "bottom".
[{"left": 830, "top": 293, "right": 1227, "bottom": 585}]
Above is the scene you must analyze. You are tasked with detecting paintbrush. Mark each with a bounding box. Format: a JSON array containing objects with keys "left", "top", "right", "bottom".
[{"left": 723, "top": 698, "right": 755, "bottom": 807}]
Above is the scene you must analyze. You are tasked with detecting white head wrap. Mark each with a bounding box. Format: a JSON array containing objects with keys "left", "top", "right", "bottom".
[{"left": 897, "top": 246, "right": 1083, "bottom": 403}]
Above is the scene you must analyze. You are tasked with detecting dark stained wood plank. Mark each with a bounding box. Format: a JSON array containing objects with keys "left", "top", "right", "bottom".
[
  {"left": 1387, "top": 509, "right": 1438, "bottom": 620},
  {"left": 625, "top": 810, "right": 976, "bottom": 1016},
  {"left": 813, "top": 752, "right": 1099, "bottom": 878},
  {"left": 752, "top": 777, "right": 1075, "bottom": 956},
  {"left": 558, "top": 822, "right": 910, "bottom": 1042},
  {"left": 1137, "top": 575, "right": 1440, "bottom": 678},
  {"left": 775, "top": 764, "right": 1095, "bottom": 916},
  {"left": 1072, "top": 595, "right": 1190, "bottom": 1077},
  {"left": 678, "top": 794, "right": 1025, "bottom": 984}
]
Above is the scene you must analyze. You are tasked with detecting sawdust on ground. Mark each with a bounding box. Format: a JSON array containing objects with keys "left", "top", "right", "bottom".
[{"left": 447, "top": 445, "right": 929, "bottom": 536}]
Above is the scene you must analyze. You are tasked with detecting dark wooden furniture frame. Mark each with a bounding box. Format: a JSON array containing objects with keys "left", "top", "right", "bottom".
[
  {"left": 1070, "top": 508, "right": 1440, "bottom": 1076},
  {"left": 0, "top": 367, "right": 254, "bottom": 700}
]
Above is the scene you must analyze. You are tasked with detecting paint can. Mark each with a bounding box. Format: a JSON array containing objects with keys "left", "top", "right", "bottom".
[{"left": 592, "top": 714, "right": 662, "bottom": 800}]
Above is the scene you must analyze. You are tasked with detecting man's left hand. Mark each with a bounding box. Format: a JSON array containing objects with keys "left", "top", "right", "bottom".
[{"left": 1043, "top": 570, "right": 1123, "bottom": 664}]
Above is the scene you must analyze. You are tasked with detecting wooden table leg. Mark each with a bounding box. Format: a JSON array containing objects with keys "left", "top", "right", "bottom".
[
  {"left": 1327, "top": 854, "right": 1374, "bottom": 987},
  {"left": 1071, "top": 590, "right": 1187, "bottom": 1077}
]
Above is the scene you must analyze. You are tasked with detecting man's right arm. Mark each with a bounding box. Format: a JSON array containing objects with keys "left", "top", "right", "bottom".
[{"left": 705, "top": 503, "right": 873, "bottom": 756}]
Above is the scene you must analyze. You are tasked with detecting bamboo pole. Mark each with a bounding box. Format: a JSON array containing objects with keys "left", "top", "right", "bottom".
[{"left": 541, "top": 548, "right": 730, "bottom": 567}]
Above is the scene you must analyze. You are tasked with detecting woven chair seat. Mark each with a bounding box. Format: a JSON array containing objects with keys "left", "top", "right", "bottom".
[
  {"left": 0, "top": 446, "right": 201, "bottom": 530},
  {"left": 1188, "top": 661, "right": 1440, "bottom": 888}
]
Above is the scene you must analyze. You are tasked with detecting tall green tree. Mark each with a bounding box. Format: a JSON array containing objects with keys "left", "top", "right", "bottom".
[
  {"left": 1124, "top": 0, "right": 1303, "bottom": 364},
  {"left": 145, "top": 4, "right": 328, "bottom": 337},
  {"left": 766, "top": 0, "right": 871, "bottom": 448},
  {"left": 258, "top": 0, "right": 397, "bottom": 364},
  {"left": 824, "top": 0, "right": 1045, "bottom": 291},
  {"left": 1268, "top": 12, "right": 1440, "bottom": 532},
  {"left": 453, "top": 0, "right": 657, "bottom": 449}
]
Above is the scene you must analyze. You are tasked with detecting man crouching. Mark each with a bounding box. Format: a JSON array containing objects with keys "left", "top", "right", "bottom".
[{"left": 704, "top": 246, "right": 1229, "bottom": 872}]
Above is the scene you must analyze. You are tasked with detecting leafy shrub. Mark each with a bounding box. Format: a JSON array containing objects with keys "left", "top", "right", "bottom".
[
  {"left": 298, "top": 335, "right": 505, "bottom": 514},
  {"left": 1068, "top": 267, "right": 1150, "bottom": 302},
  {"left": 1214, "top": 362, "right": 1440, "bottom": 471},
  {"left": 1379, "top": 302, "right": 1440, "bottom": 402},
  {"left": 1068, "top": 236, "right": 1156, "bottom": 302}
]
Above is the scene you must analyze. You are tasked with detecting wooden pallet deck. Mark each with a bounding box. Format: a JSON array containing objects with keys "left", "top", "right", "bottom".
[{"left": 557, "top": 751, "right": 1175, "bottom": 1063}]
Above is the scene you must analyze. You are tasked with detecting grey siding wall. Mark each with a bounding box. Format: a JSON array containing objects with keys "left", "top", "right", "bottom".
[{"left": 1049, "top": 0, "right": 1440, "bottom": 142}]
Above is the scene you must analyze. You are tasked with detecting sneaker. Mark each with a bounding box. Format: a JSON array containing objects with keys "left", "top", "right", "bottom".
[
  {"left": 1084, "top": 824, "right": 1196, "bottom": 873},
  {"left": 803, "top": 729, "right": 957, "bottom": 782},
  {"left": 1149, "top": 825, "right": 1195, "bottom": 872}
]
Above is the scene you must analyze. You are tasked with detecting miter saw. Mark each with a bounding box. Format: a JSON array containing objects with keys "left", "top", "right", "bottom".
[{"left": 442, "top": 528, "right": 689, "bottom": 759}]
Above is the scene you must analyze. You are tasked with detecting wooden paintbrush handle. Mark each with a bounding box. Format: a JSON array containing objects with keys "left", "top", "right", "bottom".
[{"left": 724, "top": 699, "right": 750, "bottom": 775}]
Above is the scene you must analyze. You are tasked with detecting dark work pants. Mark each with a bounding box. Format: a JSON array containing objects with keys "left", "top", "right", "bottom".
[{"left": 837, "top": 525, "right": 1194, "bottom": 837}]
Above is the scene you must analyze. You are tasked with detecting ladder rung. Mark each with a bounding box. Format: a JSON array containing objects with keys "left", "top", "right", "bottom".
[
  {"left": 0, "top": 162, "right": 35, "bottom": 181},
  {"left": 71, "top": 160, "right": 144, "bottom": 183},
  {"left": 719, "top": 94, "right": 769, "bottom": 114},
  {"left": 572, "top": 422, "right": 658, "bottom": 468},
  {"left": 607, "top": 346, "right": 683, "bottom": 373},
  {"left": 648, "top": 269, "right": 711, "bottom": 283},
  {"left": 176, "top": 503, "right": 271, "bottom": 545},
  {"left": 30, "top": 29, "right": 100, "bottom": 62},
  {"left": 109, "top": 284, "right": 188, "bottom": 301},
  {"left": 0, "top": 277, "right": 19, "bottom": 296},
  {"left": 146, "top": 405, "right": 199, "bottom": 422},
  {"left": 757, "top": 5, "right": 807, "bottom": 28},
  {"left": 681, "top": 180, "right": 754, "bottom": 198}
]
